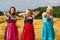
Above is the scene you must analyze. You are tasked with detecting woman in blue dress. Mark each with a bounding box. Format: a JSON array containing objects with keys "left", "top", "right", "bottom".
[{"left": 42, "top": 6, "right": 55, "bottom": 40}]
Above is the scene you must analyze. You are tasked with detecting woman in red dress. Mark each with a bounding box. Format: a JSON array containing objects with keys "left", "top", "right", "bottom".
[{"left": 18, "top": 9, "right": 39, "bottom": 40}]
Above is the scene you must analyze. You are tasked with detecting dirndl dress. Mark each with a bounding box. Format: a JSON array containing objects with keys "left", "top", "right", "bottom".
[
  {"left": 21, "top": 15, "right": 35, "bottom": 40},
  {"left": 42, "top": 14, "right": 55, "bottom": 40},
  {"left": 4, "top": 14, "right": 18, "bottom": 40}
]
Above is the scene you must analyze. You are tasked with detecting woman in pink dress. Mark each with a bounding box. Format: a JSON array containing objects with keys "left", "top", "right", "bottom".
[
  {"left": 18, "top": 9, "right": 39, "bottom": 40},
  {"left": 4, "top": 7, "right": 18, "bottom": 40}
]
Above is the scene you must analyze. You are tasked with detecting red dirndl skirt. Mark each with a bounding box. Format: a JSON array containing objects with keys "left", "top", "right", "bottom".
[{"left": 21, "top": 23, "right": 35, "bottom": 40}]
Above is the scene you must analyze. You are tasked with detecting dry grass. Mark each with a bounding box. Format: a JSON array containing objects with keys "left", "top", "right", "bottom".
[{"left": 0, "top": 16, "right": 60, "bottom": 40}]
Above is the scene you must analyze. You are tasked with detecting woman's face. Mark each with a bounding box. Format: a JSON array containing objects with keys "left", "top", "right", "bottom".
[
  {"left": 46, "top": 9, "right": 52, "bottom": 14},
  {"left": 26, "top": 10, "right": 31, "bottom": 16},
  {"left": 10, "top": 8, "right": 15, "bottom": 14}
]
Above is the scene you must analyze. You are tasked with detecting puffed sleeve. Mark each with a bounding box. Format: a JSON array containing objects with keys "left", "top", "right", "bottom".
[
  {"left": 32, "top": 15, "right": 34, "bottom": 19},
  {"left": 23, "top": 15, "right": 25, "bottom": 20}
]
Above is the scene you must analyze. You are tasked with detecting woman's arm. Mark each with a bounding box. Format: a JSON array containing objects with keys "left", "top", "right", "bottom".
[
  {"left": 17, "top": 13, "right": 25, "bottom": 20},
  {"left": 4, "top": 12, "right": 8, "bottom": 18},
  {"left": 52, "top": 16, "right": 54, "bottom": 26},
  {"left": 42, "top": 12, "right": 47, "bottom": 17},
  {"left": 52, "top": 18, "right": 54, "bottom": 26},
  {"left": 18, "top": 13, "right": 25, "bottom": 17}
]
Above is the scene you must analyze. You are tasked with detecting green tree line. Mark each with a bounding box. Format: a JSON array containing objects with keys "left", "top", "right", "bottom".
[
  {"left": 32, "top": 6, "right": 60, "bottom": 19},
  {"left": 0, "top": 6, "right": 60, "bottom": 19}
]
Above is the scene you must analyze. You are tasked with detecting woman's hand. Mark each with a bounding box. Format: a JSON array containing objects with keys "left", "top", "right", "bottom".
[
  {"left": 42, "top": 12, "right": 47, "bottom": 17},
  {"left": 4, "top": 12, "right": 8, "bottom": 18},
  {"left": 4, "top": 12, "right": 7, "bottom": 16},
  {"left": 33, "top": 11, "right": 39, "bottom": 16},
  {"left": 33, "top": 11, "right": 39, "bottom": 18}
]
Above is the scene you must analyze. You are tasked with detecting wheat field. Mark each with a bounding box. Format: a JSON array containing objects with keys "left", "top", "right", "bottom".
[{"left": 0, "top": 16, "right": 60, "bottom": 40}]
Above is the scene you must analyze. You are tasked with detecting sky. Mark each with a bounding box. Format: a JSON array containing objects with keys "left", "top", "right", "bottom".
[{"left": 0, "top": 0, "right": 60, "bottom": 11}]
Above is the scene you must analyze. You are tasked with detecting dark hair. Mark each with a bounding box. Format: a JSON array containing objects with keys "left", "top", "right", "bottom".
[
  {"left": 28, "top": 9, "right": 33, "bottom": 15},
  {"left": 28, "top": 9, "right": 31, "bottom": 11},
  {"left": 9, "top": 7, "right": 16, "bottom": 15}
]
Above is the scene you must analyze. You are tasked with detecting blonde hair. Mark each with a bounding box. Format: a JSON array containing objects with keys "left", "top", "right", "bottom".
[{"left": 47, "top": 6, "right": 53, "bottom": 10}]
